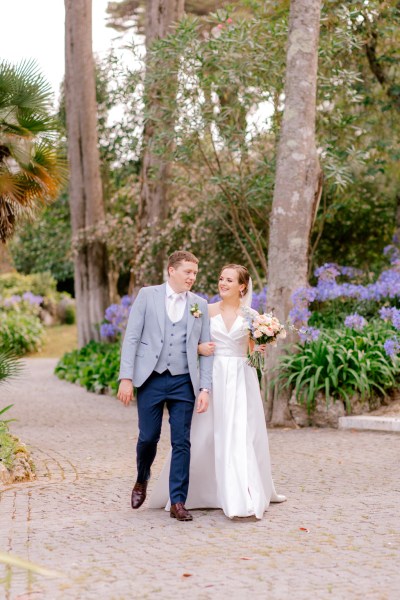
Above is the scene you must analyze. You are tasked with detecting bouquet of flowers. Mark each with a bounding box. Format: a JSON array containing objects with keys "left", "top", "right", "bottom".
[{"left": 242, "top": 308, "right": 287, "bottom": 370}]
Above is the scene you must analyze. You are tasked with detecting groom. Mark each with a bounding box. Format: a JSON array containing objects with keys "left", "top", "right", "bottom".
[{"left": 117, "top": 250, "right": 213, "bottom": 521}]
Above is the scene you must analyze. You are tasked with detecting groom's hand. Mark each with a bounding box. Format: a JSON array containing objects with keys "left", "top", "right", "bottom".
[
  {"left": 117, "top": 379, "right": 134, "bottom": 406},
  {"left": 196, "top": 390, "right": 209, "bottom": 414}
]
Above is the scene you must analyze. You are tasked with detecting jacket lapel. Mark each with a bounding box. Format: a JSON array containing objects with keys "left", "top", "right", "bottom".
[
  {"left": 154, "top": 284, "right": 166, "bottom": 335},
  {"left": 186, "top": 291, "right": 196, "bottom": 339}
]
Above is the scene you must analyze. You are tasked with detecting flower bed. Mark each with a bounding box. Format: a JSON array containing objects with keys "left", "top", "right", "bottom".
[{"left": 277, "top": 320, "right": 399, "bottom": 415}]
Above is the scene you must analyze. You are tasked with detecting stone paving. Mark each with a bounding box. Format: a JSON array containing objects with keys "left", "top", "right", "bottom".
[{"left": 0, "top": 358, "right": 399, "bottom": 600}]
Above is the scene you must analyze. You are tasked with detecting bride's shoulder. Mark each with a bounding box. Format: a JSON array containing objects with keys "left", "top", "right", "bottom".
[{"left": 208, "top": 301, "right": 220, "bottom": 318}]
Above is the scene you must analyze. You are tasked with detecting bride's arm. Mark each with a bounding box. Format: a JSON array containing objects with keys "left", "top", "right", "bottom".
[
  {"left": 198, "top": 304, "right": 216, "bottom": 356},
  {"left": 198, "top": 342, "right": 215, "bottom": 356}
]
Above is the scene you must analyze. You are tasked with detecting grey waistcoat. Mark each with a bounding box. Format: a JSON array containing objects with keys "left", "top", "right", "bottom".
[{"left": 154, "top": 308, "right": 189, "bottom": 376}]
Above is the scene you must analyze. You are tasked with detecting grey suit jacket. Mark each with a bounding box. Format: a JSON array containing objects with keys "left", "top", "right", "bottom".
[{"left": 119, "top": 283, "right": 213, "bottom": 393}]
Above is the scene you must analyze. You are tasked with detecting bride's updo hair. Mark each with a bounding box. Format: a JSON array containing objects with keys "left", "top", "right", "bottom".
[{"left": 220, "top": 264, "right": 250, "bottom": 295}]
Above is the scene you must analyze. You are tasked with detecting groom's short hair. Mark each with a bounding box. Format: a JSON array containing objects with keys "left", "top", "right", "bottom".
[{"left": 168, "top": 251, "right": 199, "bottom": 271}]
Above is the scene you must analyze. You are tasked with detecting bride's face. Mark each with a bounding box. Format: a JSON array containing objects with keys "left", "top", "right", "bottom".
[{"left": 218, "top": 268, "right": 245, "bottom": 300}]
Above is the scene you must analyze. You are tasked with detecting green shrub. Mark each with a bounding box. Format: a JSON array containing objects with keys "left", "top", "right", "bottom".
[
  {"left": 277, "top": 320, "right": 400, "bottom": 412},
  {"left": 0, "top": 420, "right": 19, "bottom": 470},
  {"left": 55, "top": 341, "right": 120, "bottom": 395},
  {"left": 0, "top": 311, "right": 45, "bottom": 355},
  {"left": 0, "top": 272, "right": 57, "bottom": 297},
  {"left": 0, "top": 351, "right": 27, "bottom": 473},
  {"left": 61, "top": 300, "right": 76, "bottom": 325}
]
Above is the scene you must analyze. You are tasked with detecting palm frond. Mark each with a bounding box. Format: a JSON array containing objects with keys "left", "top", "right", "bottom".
[
  {"left": 0, "top": 60, "right": 64, "bottom": 241},
  {"left": 0, "top": 348, "right": 22, "bottom": 384},
  {"left": 0, "top": 59, "right": 52, "bottom": 113}
]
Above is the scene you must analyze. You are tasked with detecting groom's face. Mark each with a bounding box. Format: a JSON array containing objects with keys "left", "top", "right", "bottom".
[{"left": 168, "top": 261, "right": 198, "bottom": 293}]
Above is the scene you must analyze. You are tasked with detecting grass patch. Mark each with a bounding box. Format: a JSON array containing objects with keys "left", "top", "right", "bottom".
[{"left": 27, "top": 324, "right": 78, "bottom": 358}]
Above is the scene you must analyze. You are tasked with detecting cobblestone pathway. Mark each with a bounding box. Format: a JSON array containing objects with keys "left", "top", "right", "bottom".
[{"left": 1, "top": 359, "right": 399, "bottom": 600}]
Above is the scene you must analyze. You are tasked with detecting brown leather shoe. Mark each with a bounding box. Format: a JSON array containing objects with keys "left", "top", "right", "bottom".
[
  {"left": 131, "top": 481, "right": 148, "bottom": 509},
  {"left": 170, "top": 502, "right": 193, "bottom": 521}
]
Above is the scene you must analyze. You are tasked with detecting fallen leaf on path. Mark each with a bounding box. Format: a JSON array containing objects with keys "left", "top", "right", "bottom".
[
  {"left": 299, "top": 527, "right": 310, "bottom": 533},
  {"left": 240, "top": 557, "right": 253, "bottom": 560},
  {"left": 182, "top": 573, "right": 193, "bottom": 577}
]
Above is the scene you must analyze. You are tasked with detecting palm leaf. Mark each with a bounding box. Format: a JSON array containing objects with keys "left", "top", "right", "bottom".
[{"left": 0, "top": 349, "right": 22, "bottom": 383}]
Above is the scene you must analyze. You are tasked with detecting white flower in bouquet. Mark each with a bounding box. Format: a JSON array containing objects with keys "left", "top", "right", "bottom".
[{"left": 241, "top": 307, "right": 287, "bottom": 370}]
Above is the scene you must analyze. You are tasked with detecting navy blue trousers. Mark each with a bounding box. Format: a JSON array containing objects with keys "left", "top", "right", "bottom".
[{"left": 136, "top": 371, "right": 195, "bottom": 505}]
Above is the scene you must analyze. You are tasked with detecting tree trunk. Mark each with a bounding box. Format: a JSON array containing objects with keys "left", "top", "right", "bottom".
[
  {"left": 134, "top": 0, "right": 185, "bottom": 287},
  {"left": 65, "top": 0, "right": 110, "bottom": 346},
  {"left": 265, "top": 0, "right": 322, "bottom": 426}
]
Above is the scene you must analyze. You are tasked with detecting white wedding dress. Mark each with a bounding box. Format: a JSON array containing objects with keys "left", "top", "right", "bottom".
[{"left": 148, "top": 314, "right": 285, "bottom": 519}]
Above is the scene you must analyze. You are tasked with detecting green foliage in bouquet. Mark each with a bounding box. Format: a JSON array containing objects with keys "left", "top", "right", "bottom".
[
  {"left": 276, "top": 321, "right": 400, "bottom": 412},
  {"left": 55, "top": 341, "right": 120, "bottom": 395}
]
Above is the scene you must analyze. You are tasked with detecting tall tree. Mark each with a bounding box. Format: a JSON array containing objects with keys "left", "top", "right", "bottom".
[
  {"left": 265, "top": 0, "right": 323, "bottom": 426},
  {"left": 64, "top": 0, "right": 110, "bottom": 346},
  {"left": 134, "top": 0, "right": 185, "bottom": 286}
]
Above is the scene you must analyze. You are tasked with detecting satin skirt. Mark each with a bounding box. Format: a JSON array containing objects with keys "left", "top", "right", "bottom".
[{"left": 148, "top": 354, "right": 280, "bottom": 519}]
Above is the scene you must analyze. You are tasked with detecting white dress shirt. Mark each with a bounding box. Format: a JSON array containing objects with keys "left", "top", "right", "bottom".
[{"left": 166, "top": 282, "right": 187, "bottom": 323}]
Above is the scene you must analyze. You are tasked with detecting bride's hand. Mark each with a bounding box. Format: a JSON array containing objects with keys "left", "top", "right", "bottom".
[
  {"left": 253, "top": 344, "right": 267, "bottom": 353},
  {"left": 198, "top": 342, "right": 216, "bottom": 356}
]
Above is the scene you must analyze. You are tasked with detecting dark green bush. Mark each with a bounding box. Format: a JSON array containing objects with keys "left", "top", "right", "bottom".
[{"left": 55, "top": 341, "right": 120, "bottom": 395}]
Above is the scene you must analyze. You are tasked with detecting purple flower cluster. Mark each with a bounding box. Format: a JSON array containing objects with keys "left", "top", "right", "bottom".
[
  {"left": 379, "top": 306, "right": 400, "bottom": 330},
  {"left": 314, "top": 263, "right": 341, "bottom": 281},
  {"left": 100, "top": 295, "right": 134, "bottom": 340},
  {"left": 3, "top": 294, "right": 22, "bottom": 306},
  {"left": 298, "top": 326, "right": 321, "bottom": 343},
  {"left": 22, "top": 291, "right": 43, "bottom": 305},
  {"left": 287, "top": 255, "right": 400, "bottom": 354},
  {"left": 344, "top": 313, "right": 367, "bottom": 330},
  {"left": 383, "top": 244, "right": 400, "bottom": 266},
  {"left": 384, "top": 338, "right": 400, "bottom": 358},
  {"left": 290, "top": 260, "right": 400, "bottom": 329},
  {"left": 2, "top": 292, "right": 43, "bottom": 307}
]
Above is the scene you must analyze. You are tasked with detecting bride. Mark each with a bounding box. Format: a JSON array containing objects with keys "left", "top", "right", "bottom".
[{"left": 149, "top": 264, "right": 286, "bottom": 519}]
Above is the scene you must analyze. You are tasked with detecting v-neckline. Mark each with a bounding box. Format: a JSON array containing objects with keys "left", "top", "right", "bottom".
[{"left": 216, "top": 312, "right": 240, "bottom": 335}]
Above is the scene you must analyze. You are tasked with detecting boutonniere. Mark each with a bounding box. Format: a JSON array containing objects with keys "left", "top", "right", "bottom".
[{"left": 190, "top": 303, "right": 203, "bottom": 318}]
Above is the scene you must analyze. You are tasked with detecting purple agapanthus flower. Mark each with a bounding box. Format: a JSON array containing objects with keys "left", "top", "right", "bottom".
[
  {"left": 120, "top": 295, "right": 133, "bottom": 308},
  {"left": 101, "top": 295, "right": 136, "bottom": 340},
  {"left": 100, "top": 322, "right": 118, "bottom": 339},
  {"left": 4, "top": 295, "right": 21, "bottom": 306},
  {"left": 298, "top": 326, "right": 321, "bottom": 344},
  {"left": 383, "top": 244, "right": 400, "bottom": 265},
  {"left": 392, "top": 310, "right": 400, "bottom": 330},
  {"left": 22, "top": 291, "right": 43, "bottom": 305},
  {"left": 384, "top": 338, "right": 400, "bottom": 358},
  {"left": 344, "top": 313, "right": 367, "bottom": 330},
  {"left": 340, "top": 266, "right": 363, "bottom": 279},
  {"left": 378, "top": 306, "right": 400, "bottom": 329},
  {"left": 314, "top": 263, "right": 341, "bottom": 281}
]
